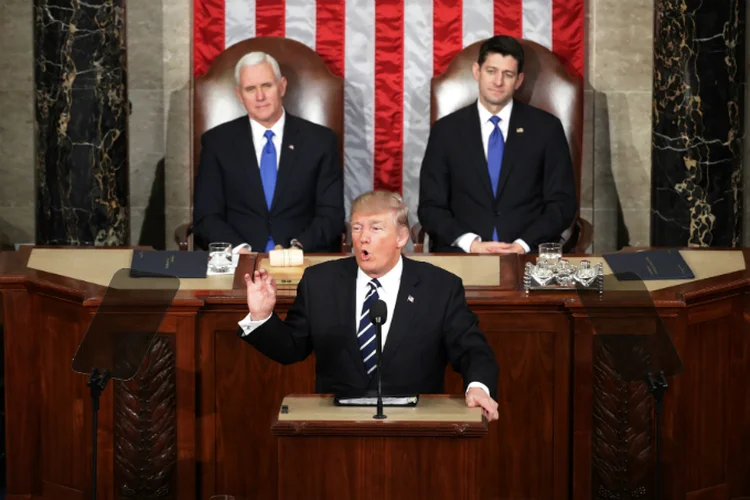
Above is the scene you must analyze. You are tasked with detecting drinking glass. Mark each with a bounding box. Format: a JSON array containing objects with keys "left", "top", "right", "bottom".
[
  {"left": 538, "top": 242, "right": 562, "bottom": 266},
  {"left": 208, "top": 242, "right": 233, "bottom": 274}
]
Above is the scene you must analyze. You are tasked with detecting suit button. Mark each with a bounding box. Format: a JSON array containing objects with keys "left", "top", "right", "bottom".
[{"left": 494, "top": 211, "right": 500, "bottom": 216}]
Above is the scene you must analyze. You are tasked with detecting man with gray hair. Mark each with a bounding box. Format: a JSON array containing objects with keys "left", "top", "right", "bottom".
[{"left": 193, "top": 51, "right": 345, "bottom": 253}]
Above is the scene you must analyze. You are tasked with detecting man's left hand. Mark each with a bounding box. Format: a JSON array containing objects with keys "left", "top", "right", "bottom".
[
  {"left": 494, "top": 242, "right": 525, "bottom": 254},
  {"left": 465, "top": 387, "right": 499, "bottom": 422}
]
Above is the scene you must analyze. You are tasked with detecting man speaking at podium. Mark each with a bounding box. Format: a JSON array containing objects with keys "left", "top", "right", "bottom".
[{"left": 237, "top": 190, "right": 500, "bottom": 421}]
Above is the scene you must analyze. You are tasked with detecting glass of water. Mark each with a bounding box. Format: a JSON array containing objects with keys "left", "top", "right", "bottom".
[
  {"left": 208, "top": 242, "right": 233, "bottom": 274},
  {"left": 538, "top": 242, "right": 562, "bottom": 266}
]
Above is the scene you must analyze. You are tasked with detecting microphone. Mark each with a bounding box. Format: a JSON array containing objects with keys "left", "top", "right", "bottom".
[{"left": 369, "top": 300, "right": 388, "bottom": 419}]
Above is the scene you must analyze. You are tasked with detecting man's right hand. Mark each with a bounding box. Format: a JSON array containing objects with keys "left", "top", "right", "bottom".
[
  {"left": 469, "top": 240, "right": 508, "bottom": 254},
  {"left": 244, "top": 269, "right": 277, "bottom": 320}
]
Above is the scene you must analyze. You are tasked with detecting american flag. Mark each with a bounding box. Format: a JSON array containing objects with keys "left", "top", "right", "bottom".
[{"left": 193, "top": 0, "right": 585, "bottom": 223}]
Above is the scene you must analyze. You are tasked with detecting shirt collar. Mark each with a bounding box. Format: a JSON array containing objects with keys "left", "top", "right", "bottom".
[
  {"left": 357, "top": 255, "right": 403, "bottom": 294},
  {"left": 477, "top": 98, "right": 513, "bottom": 125},
  {"left": 249, "top": 107, "right": 286, "bottom": 143}
]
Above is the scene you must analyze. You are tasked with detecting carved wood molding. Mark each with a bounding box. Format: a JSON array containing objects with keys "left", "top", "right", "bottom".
[
  {"left": 592, "top": 338, "right": 653, "bottom": 500},
  {"left": 114, "top": 336, "right": 177, "bottom": 499}
]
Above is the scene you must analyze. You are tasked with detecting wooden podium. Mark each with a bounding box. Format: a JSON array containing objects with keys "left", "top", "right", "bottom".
[
  {"left": 270, "top": 395, "right": 487, "bottom": 500},
  {"left": 2, "top": 247, "right": 750, "bottom": 499}
]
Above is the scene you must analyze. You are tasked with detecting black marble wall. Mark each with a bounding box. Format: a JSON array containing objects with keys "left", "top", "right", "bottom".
[
  {"left": 651, "top": 0, "right": 745, "bottom": 247},
  {"left": 34, "top": 0, "right": 129, "bottom": 246}
]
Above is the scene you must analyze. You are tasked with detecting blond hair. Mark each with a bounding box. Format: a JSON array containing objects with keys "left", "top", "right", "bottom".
[{"left": 351, "top": 190, "right": 409, "bottom": 229}]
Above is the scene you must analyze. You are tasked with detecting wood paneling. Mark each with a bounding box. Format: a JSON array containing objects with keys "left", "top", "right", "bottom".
[
  {"left": 683, "top": 314, "right": 730, "bottom": 492},
  {"left": 2, "top": 250, "right": 750, "bottom": 500},
  {"left": 728, "top": 294, "right": 750, "bottom": 498},
  {"left": 39, "top": 298, "right": 89, "bottom": 494},
  {"left": 2, "top": 289, "right": 40, "bottom": 496},
  {"left": 277, "top": 436, "right": 481, "bottom": 500}
]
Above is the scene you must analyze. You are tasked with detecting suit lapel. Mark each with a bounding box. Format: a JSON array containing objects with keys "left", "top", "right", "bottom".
[
  {"left": 380, "top": 258, "right": 420, "bottom": 371},
  {"left": 234, "top": 119, "right": 268, "bottom": 214},
  {"left": 460, "top": 104, "right": 495, "bottom": 202},
  {"left": 270, "top": 114, "right": 300, "bottom": 211},
  {"left": 495, "top": 101, "right": 524, "bottom": 200},
  {"left": 339, "top": 258, "right": 369, "bottom": 381}
]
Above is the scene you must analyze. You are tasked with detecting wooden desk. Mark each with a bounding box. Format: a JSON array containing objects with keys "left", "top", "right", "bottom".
[
  {"left": 1, "top": 247, "right": 749, "bottom": 500},
  {"left": 272, "top": 394, "right": 486, "bottom": 500}
]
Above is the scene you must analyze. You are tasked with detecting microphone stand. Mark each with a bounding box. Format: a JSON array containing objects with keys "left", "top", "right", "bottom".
[
  {"left": 373, "top": 318, "right": 386, "bottom": 420},
  {"left": 647, "top": 371, "right": 668, "bottom": 500},
  {"left": 88, "top": 368, "right": 111, "bottom": 500}
]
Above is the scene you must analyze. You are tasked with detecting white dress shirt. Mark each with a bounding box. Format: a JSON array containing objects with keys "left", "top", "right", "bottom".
[
  {"left": 249, "top": 109, "right": 285, "bottom": 170},
  {"left": 453, "top": 99, "right": 530, "bottom": 254},
  {"left": 354, "top": 255, "right": 402, "bottom": 349},
  {"left": 231, "top": 110, "right": 287, "bottom": 254},
  {"left": 238, "top": 256, "right": 490, "bottom": 397}
]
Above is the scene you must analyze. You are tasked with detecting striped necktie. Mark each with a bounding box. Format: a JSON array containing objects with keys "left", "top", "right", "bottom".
[{"left": 357, "top": 278, "right": 381, "bottom": 376}]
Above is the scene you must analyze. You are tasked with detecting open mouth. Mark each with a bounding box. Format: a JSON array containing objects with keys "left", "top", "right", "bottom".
[{"left": 360, "top": 249, "right": 371, "bottom": 261}]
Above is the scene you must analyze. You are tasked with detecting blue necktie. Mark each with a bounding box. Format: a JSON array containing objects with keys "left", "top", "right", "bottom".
[
  {"left": 487, "top": 116, "right": 504, "bottom": 241},
  {"left": 357, "top": 279, "right": 381, "bottom": 377},
  {"left": 259, "top": 129, "right": 277, "bottom": 251}
]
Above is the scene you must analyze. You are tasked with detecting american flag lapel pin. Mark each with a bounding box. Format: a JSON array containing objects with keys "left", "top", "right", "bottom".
[
  {"left": 516, "top": 127, "right": 524, "bottom": 133},
  {"left": 407, "top": 295, "right": 414, "bottom": 303},
  {"left": 289, "top": 144, "right": 295, "bottom": 150}
]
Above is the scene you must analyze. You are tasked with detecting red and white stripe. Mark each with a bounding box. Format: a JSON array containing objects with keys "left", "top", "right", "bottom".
[{"left": 194, "top": 0, "right": 584, "bottom": 224}]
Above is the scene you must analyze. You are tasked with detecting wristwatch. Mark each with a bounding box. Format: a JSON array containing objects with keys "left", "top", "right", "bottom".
[{"left": 290, "top": 239, "right": 304, "bottom": 250}]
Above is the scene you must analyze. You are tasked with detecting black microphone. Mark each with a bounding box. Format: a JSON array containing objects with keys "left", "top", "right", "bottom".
[{"left": 369, "top": 300, "right": 388, "bottom": 419}]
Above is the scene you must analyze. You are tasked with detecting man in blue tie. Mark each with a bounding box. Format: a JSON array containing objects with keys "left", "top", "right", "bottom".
[
  {"left": 193, "top": 51, "right": 345, "bottom": 253},
  {"left": 418, "top": 35, "right": 577, "bottom": 254},
  {"left": 237, "top": 190, "right": 500, "bottom": 421}
]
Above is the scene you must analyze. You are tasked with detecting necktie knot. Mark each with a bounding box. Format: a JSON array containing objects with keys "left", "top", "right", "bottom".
[
  {"left": 263, "top": 130, "right": 275, "bottom": 153},
  {"left": 489, "top": 115, "right": 501, "bottom": 127},
  {"left": 368, "top": 278, "right": 381, "bottom": 292}
]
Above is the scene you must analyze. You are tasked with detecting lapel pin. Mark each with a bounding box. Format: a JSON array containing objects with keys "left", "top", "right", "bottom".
[
  {"left": 407, "top": 295, "right": 414, "bottom": 303},
  {"left": 516, "top": 127, "right": 524, "bottom": 133},
  {"left": 288, "top": 144, "right": 295, "bottom": 150}
]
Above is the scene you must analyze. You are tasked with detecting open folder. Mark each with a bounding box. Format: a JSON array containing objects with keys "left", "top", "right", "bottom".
[{"left": 334, "top": 393, "right": 419, "bottom": 407}]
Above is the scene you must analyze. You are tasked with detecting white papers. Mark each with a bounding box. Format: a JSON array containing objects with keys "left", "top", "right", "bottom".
[{"left": 336, "top": 396, "right": 418, "bottom": 406}]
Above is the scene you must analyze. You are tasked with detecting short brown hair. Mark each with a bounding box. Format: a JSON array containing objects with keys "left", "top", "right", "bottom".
[{"left": 350, "top": 190, "right": 409, "bottom": 229}]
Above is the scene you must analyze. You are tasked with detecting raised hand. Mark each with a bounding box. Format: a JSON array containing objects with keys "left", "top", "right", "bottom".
[{"left": 244, "top": 269, "right": 277, "bottom": 320}]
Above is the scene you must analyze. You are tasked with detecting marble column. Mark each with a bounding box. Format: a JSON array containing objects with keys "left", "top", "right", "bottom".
[
  {"left": 34, "top": 0, "right": 129, "bottom": 246},
  {"left": 651, "top": 0, "right": 745, "bottom": 247}
]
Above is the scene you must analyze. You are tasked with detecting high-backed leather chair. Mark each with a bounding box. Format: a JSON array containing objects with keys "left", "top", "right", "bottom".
[
  {"left": 175, "top": 36, "right": 346, "bottom": 251},
  {"left": 411, "top": 38, "right": 592, "bottom": 254}
]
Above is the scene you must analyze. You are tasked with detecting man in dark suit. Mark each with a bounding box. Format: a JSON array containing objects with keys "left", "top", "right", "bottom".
[
  {"left": 237, "top": 190, "right": 500, "bottom": 421},
  {"left": 418, "top": 35, "right": 577, "bottom": 254},
  {"left": 193, "top": 51, "right": 344, "bottom": 253}
]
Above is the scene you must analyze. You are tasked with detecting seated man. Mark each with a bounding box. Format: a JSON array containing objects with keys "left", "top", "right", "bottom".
[
  {"left": 418, "top": 35, "right": 577, "bottom": 254},
  {"left": 237, "top": 190, "right": 500, "bottom": 421},
  {"left": 193, "top": 51, "right": 345, "bottom": 253}
]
